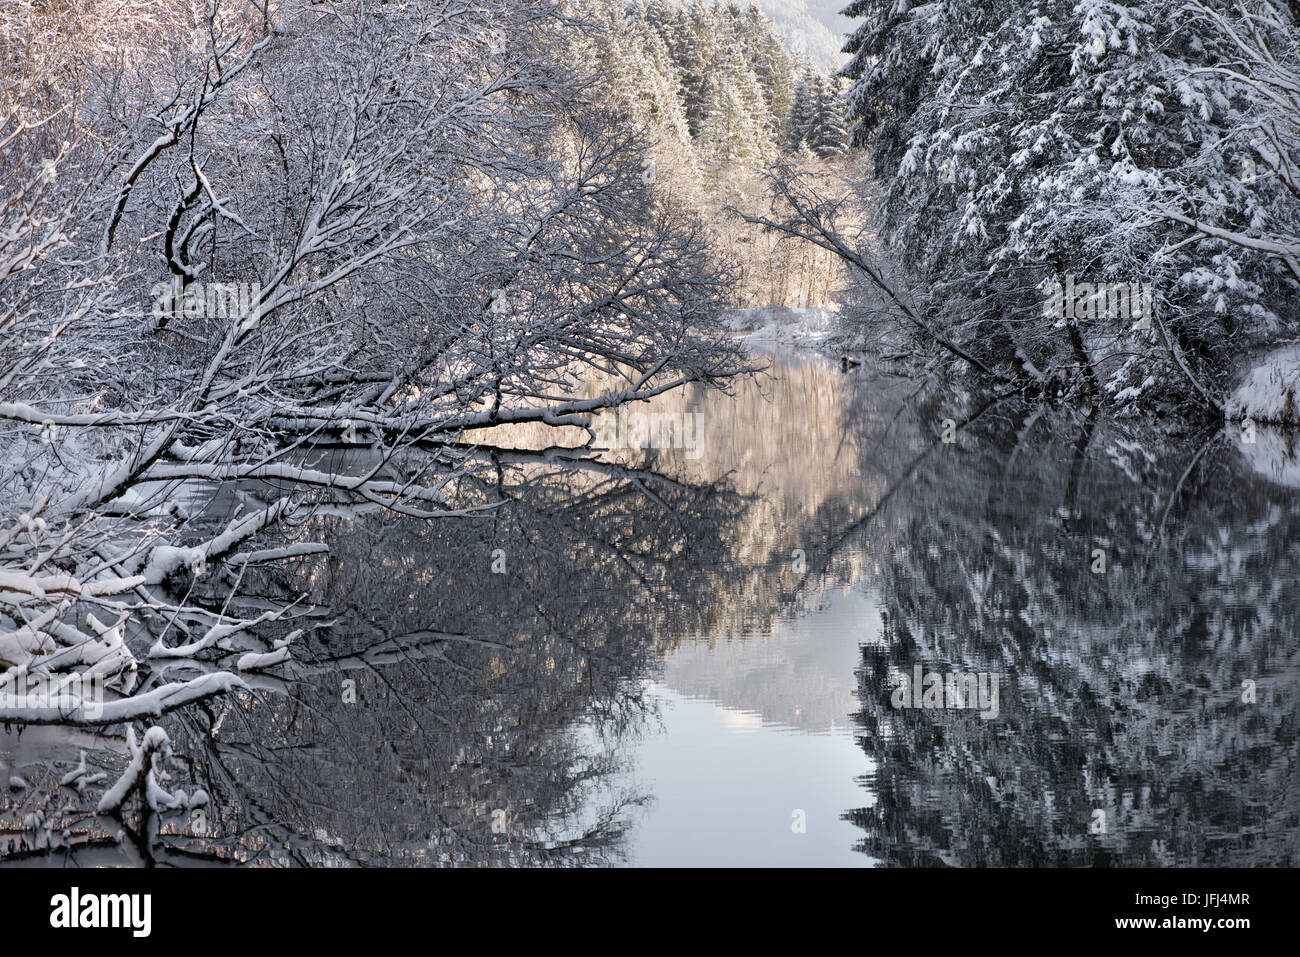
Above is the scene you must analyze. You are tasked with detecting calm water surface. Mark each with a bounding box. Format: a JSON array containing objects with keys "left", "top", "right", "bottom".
[{"left": 4, "top": 347, "right": 1299, "bottom": 866}]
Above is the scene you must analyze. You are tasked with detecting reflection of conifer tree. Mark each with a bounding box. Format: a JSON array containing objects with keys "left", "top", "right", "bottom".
[{"left": 843, "top": 399, "right": 1300, "bottom": 866}]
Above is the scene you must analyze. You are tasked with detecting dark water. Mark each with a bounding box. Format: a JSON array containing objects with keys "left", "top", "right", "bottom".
[{"left": 4, "top": 349, "right": 1299, "bottom": 866}]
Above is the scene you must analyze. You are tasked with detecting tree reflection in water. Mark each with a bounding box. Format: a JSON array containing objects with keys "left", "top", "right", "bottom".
[
  {"left": 1, "top": 444, "right": 765, "bottom": 865},
  {"left": 3, "top": 354, "right": 1298, "bottom": 866},
  {"left": 849, "top": 393, "right": 1300, "bottom": 867}
]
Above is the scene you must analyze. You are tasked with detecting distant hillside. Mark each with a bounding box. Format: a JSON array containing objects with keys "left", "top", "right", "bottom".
[{"left": 750, "top": 0, "right": 852, "bottom": 68}]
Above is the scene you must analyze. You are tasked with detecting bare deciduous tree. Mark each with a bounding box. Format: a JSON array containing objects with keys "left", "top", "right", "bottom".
[{"left": 0, "top": 0, "right": 743, "bottom": 823}]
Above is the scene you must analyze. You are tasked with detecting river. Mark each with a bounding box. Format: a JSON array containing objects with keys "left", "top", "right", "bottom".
[{"left": 3, "top": 345, "right": 1298, "bottom": 867}]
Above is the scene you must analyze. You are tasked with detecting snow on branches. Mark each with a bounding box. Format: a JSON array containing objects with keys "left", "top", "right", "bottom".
[{"left": 0, "top": 0, "right": 743, "bottom": 827}]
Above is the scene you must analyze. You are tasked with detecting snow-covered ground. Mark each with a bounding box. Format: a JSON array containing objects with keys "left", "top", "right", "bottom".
[
  {"left": 722, "top": 304, "right": 839, "bottom": 353},
  {"left": 1226, "top": 345, "right": 1300, "bottom": 424},
  {"left": 1209, "top": 345, "right": 1300, "bottom": 491}
]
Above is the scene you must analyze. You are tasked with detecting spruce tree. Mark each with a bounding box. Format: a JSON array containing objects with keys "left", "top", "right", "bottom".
[{"left": 805, "top": 75, "right": 848, "bottom": 160}]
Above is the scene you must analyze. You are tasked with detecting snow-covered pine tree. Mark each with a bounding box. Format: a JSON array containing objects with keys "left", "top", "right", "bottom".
[
  {"left": 590, "top": 0, "right": 691, "bottom": 145},
  {"left": 736, "top": 4, "right": 798, "bottom": 130},
  {"left": 838, "top": 0, "right": 1299, "bottom": 411},
  {"left": 674, "top": 0, "right": 721, "bottom": 138},
  {"left": 805, "top": 74, "right": 849, "bottom": 159},
  {"left": 698, "top": 48, "right": 772, "bottom": 168},
  {"left": 629, "top": 0, "right": 795, "bottom": 161},
  {"left": 786, "top": 67, "right": 816, "bottom": 151}
]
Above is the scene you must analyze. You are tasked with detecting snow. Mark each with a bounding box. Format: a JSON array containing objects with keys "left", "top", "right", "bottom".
[
  {"left": 1226, "top": 345, "right": 1300, "bottom": 423},
  {"left": 59, "top": 750, "right": 107, "bottom": 791},
  {"left": 1233, "top": 426, "right": 1300, "bottom": 491},
  {"left": 140, "top": 545, "right": 201, "bottom": 585},
  {"left": 0, "top": 672, "right": 245, "bottom": 728},
  {"left": 721, "top": 305, "right": 838, "bottom": 352},
  {"left": 237, "top": 647, "right": 292, "bottom": 671},
  {"left": 96, "top": 727, "right": 152, "bottom": 813},
  {"left": 96, "top": 724, "right": 214, "bottom": 814}
]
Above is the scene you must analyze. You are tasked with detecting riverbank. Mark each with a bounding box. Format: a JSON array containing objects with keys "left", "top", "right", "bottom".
[{"left": 721, "top": 305, "right": 840, "bottom": 354}]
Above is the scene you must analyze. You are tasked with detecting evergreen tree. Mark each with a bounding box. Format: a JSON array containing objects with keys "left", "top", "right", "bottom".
[
  {"left": 737, "top": 5, "right": 797, "bottom": 127},
  {"left": 698, "top": 49, "right": 771, "bottom": 167},
  {"left": 674, "top": 1, "right": 719, "bottom": 138},
  {"left": 804, "top": 75, "right": 848, "bottom": 160},
  {"left": 621, "top": 0, "right": 795, "bottom": 165},
  {"left": 786, "top": 68, "right": 816, "bottom": 152},
  {"left": 588, "top": 0, "right": 691, "bottom": 145},
  {"left": 837, "top": 0, "right": 1299, "bottom": 408}
]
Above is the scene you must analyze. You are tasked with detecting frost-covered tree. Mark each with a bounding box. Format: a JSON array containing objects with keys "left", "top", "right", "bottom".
[
  {"left": 835, "top": 0, "right": 1300, "bottom": 411},
  {"left": 0, "top": 0, "right": 744, "bottom": 828},
  {"left": 737, "top": 4, "right": 799, "bottom": 124},
  {"left": 593, "top": 1, "right": 692, "bottom": 145},
  {"left": 807, "top": 76, "right": 850, "bottom": 159},
  {"left": 699, "top": 50, "right": 774, "bottom": 167},
  {"left": 1144, "top": 2, "right": 1300, "bottom": 286},
  {"left": 637, "top": 0, "right": 797, "bottom": 163},
  {"left": 786, "top": 66, "right": 816, "bottom": 150},
  {"left": 788, "top": 69, "right": 848, "bottom": 159},
  {"left": 595, "top": 0, "right": 843, "bottom": 306}
]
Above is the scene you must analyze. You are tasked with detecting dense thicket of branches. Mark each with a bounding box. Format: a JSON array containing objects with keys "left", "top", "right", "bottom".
[
  {"left": 0, "top": 0, "right": 750, "bottom": 821},
  {"left": 825, "top": 0, "right": 1300, "bottom": 413}
]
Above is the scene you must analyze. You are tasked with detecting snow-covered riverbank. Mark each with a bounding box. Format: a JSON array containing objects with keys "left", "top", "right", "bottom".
[
  {"left": 1227, "top": 345, "right": 1300, "bottom": 424},
  {"left": 721, "top": 305, "right": 840, "bottom": 354}
]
